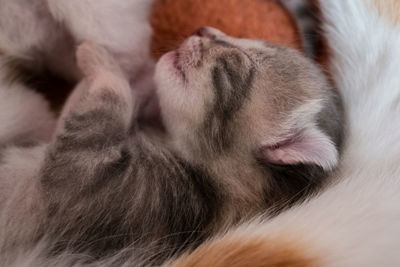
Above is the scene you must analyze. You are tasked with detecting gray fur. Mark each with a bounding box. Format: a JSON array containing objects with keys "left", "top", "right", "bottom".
[{"left": 279, "top": 0, "right": 321, "bottom": 59}]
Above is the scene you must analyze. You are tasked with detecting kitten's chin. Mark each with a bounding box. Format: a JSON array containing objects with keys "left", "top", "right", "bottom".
[{"left": 155, "top": 51, "right": 186, "bottom": 85}]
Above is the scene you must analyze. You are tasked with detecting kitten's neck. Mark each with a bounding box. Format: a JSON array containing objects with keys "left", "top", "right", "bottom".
[{"left": 207, "top": 151, "right": 267, "bottom": 226}]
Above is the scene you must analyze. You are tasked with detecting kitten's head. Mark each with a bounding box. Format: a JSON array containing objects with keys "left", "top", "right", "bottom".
[{"left": 155, "top": 27, "right": 342, "bottom": 171}]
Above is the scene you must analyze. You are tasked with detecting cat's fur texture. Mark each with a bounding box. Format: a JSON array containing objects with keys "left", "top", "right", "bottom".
[
  {"left": 0, "top": 0, "right": 154, "bottom": 80},
  {"left": 0, "top": 25, "right": 342, "bottom": 266},
  {"left": 166, "top": 1, "right": 400, "bottom": 266},
  {"left": 0, "top": 0, "right": 156, "bottom": 117},
  {"left": 279, "top": 0, "right": 321, "bottom": 59}
]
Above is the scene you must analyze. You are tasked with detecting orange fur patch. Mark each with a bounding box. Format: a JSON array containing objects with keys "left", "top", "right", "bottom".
[
  {"left": 150, "top": 0, "right": 302, "bottom": 59},
  {"left": 168, "top": 234, "right": 318, "bottom": 267},
  {"left": 372, "top": 0, "right": 400, "bottom": 25}
]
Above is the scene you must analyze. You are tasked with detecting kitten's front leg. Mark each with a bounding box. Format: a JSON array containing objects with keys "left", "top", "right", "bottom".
[
  {"left": 41, "top": 42, "right": 135, "bottom": 216},
  {"left": 54, "top": 41, "right": 137, "bottom": 135},
  {"left": 75, "top": 41, "right": 135, "bottom": 122}
]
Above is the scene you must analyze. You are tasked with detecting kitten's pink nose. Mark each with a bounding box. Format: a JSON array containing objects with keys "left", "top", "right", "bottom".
[{"left": 191, "top": 27, "right": 216, "bottom": 39}]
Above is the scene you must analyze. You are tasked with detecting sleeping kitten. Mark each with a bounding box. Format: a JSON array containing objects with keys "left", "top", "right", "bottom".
[
  {"left": 166, "top": 1, "right": 400, "bottom": 266},
  {"left": 0, "top": 27, "right": 342, "bottom": 265}
]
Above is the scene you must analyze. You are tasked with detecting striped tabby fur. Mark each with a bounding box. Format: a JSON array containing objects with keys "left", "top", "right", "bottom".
[{"left": 279, "top": 0, "right": 321, "bottom": 59}]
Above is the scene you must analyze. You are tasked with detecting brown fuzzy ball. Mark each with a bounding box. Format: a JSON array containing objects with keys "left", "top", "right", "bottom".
[{"left": 150, "top": 0, "right": 302, "bottom": 59}]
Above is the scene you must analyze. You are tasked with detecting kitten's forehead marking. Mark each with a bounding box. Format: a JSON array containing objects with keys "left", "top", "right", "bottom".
[
  {"left": 202, "top": 51, "right": 256, "bottom": 152},
  {"left": 199, "top": 38, "right": 316, "bottom": 151}
]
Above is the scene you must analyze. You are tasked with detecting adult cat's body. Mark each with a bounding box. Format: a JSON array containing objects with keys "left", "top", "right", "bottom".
[{"left": 166, "top": 1, "right": 400, "bottom": 266}]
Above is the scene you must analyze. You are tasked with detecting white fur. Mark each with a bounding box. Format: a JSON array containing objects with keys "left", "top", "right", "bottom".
[
  {"left": 0, "top": 61, "right": 55, "bottom": 144},
  {"left": 0, "top": 57, "right": 54, "bottom": 262},
  {"left": 189, "top": 1, "right": 400, "bottom": 266},
  {"left": 0, "top": 0, "right": 59, "bottom": 59},
  {"left": 46, "top": 0, "right": 153, "bottom": 78},
  {"left": 45, "top": 0, "right": 157, "bottom": 115},
  {"left": 0, "top": 0, "right": 155, "bottom": 83},
  {"left": 0, "top": 0, "right": 79, "bottom": 80}
]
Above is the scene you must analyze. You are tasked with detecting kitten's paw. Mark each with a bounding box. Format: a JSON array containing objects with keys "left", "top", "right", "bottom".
[{"left": 76, "top": 41, "right": 124, "bottom": 80}]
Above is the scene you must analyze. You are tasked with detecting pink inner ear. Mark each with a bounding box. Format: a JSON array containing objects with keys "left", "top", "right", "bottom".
[{"left": 260, "top": 128, "right": 338, "bottom": 171}]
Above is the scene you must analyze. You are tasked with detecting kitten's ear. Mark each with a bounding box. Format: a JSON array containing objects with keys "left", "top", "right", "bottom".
[{"left": 258, "top": 127, "right": 338, "bottom": 171}]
